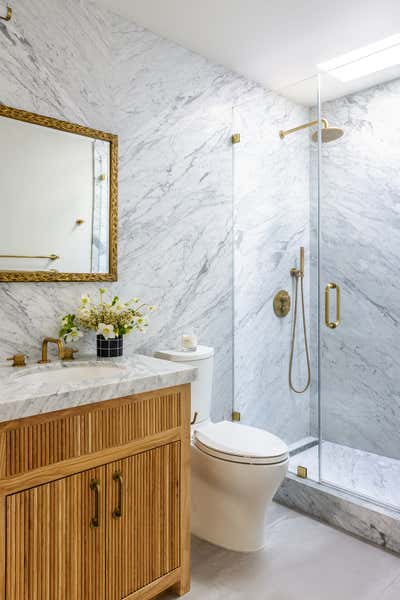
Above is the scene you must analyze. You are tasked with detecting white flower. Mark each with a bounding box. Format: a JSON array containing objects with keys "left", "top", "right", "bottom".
[
  {"left": 97, "top": 323, "right": 116, "bottom": 340},
  {"left": 148, "top": 305, "right": 156, "bottom": 312},
  {"left": 112, "top": 301, "right": 125, "bottom": 313},
  {"left": 65, "top": 327, "right": 83, "bottom": 344},
  {"left": 77, "top": 306, "right": 91, "bottom": 318},
  {"left": 80, "top": 294, "right": 91, "bottom": 307}
]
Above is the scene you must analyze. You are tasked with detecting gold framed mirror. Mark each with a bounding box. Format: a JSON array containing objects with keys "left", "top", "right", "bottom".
[{"left": 0, "top": 104, "right": 118, "bottom": 282}]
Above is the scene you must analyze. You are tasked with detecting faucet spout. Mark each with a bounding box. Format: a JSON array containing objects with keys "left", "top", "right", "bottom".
[{"left": 38, "top": 337, "right": 65, "bottom": 364}]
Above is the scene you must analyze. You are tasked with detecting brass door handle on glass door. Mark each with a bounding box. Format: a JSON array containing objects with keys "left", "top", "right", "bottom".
[{"left": 325, "top": 283, "right": 341, "bottom": 329}]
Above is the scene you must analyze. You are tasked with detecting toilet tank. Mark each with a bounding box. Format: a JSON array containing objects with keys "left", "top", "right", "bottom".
[{"left": 154, "top": 346, "right": 214, "bottom": 424}]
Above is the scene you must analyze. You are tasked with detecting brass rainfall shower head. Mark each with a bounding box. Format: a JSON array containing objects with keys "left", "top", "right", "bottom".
[{"left": 279, "top": 118, "right": 344, "bottom": 143}]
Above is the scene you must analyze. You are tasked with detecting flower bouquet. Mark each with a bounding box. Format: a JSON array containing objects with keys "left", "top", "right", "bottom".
[{"left": 60, "top": 288, "right": 155, "bottom": 358}]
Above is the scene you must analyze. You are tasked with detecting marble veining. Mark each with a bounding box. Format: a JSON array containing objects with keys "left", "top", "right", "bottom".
[
  {"left": 0, "top": 0, "right": 259, "bottom": 423},
  {"left": 233, "top": 91, "right": 314, "bottom": 444},
  {"left": 0, "top": 355, "right": 196, "bottom": 422},
  {"left": 316, "top": 78, "right": 400, "bottom": 459},
  {"left": 289, "top": 441, "right": 400, "bottom": 510},
  {"left": 276, "top": 472, "right": 400, "bottom": 554}
]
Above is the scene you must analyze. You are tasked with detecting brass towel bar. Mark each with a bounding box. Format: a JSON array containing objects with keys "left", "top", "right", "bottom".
[
  {"left": 0, "top": 5, "right": 12, "bottom": 21},
  {"left": 0, "top": 254, "right": 60, "bottom": 260}
]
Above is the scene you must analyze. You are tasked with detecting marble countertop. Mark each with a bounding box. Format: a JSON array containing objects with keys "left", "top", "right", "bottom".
[{"left": 0, "top": 354, "right": 197, "bottom": 423}]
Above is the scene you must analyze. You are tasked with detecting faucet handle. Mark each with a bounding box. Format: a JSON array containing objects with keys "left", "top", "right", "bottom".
[
  {"left": 62, "top": 347, "right": 79, "bottom": 361},
  {"left": 7, "top": 353, "right": 27, "bottom": 368}
]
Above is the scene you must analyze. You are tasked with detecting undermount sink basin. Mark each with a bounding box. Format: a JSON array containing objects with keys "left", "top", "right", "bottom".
[{"left": 18, "top": 364, "right": 127, "bottom": 387}]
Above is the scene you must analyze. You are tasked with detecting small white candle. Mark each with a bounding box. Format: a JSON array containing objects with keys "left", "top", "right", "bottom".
[{"left": 182, "top": 332, "right": 198, "bottom": 351}]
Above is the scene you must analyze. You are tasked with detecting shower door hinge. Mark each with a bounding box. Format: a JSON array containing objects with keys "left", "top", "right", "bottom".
[
  {"left": 232, "top": 411, "right": 241, "bottom": 422},
  {"left": 297, "top": 465, "right": 308, "bottom": 479},
  {"left": 231, "top": 133, "right": 241, "bottom": 144}
]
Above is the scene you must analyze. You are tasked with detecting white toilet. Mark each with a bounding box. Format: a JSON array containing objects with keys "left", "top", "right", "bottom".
[{"left": 154, "top": 345, "right": 289, "bottom": 552}]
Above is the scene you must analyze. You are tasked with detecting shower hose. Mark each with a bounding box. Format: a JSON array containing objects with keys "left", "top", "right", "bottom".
[{"left": 288, "top": 272, "right": 311, "bottom": 394}]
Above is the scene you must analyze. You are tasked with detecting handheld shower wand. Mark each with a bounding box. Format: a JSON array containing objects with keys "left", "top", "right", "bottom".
[{"left": 289, "top": 247, "right": 311, "bottom": 394}]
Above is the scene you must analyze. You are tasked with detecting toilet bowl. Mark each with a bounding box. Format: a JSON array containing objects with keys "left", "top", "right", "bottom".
[{"left": 154, "top": 346, "right": 288, "bottom": 552}]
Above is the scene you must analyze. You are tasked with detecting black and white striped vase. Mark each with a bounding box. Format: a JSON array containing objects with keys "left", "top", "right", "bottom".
[{"left": 96, "top": 335, "right": 123, "bottom": 358}]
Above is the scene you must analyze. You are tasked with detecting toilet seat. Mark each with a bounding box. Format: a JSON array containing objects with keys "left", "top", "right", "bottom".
[{"left": 193, "top": 421, "right": 289, "bottom": 465}]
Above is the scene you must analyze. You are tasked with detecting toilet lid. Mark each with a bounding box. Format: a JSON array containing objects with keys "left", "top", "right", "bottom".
[{"left": 193, "top": 421, "right": 289, "bottom": 465}]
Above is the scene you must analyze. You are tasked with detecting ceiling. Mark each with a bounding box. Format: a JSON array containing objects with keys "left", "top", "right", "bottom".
[{"left": 96, "top": 0, "right": 400, "bottom": 103}]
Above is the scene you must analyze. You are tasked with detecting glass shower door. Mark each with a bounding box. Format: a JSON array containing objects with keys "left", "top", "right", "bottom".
[{"left": 318, "top": 72, "right": 400, "bottom": 511}]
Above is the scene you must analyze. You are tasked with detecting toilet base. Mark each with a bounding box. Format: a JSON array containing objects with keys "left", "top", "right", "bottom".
[{"left": 191, "top": 444, "right": 288, "bottom": 552}]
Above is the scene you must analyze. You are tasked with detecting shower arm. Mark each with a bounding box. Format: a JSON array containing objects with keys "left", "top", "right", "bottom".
[{"left": 279, "top": 118, "right": 328, "bottom": 140}]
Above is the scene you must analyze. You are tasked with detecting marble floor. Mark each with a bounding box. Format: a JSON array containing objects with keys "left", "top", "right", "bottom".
[
  {"left": 160, "top": 503, "right": 400, "bottom": 600},
  {"left": 289, "top": 441, "right": 400, "bottom": 510}
]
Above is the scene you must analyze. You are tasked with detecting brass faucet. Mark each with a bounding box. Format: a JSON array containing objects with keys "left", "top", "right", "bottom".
[{"left": 38, "top": 337, "right": 66, "bottom": 364}]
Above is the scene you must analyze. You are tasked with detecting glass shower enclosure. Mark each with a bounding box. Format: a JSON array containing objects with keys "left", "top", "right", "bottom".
[{"left": 232, "top": 71, "right": 400, "bottom": 512}]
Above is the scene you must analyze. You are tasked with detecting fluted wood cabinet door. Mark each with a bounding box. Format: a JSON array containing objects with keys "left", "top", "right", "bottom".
[
  {"left": 5, "top": 467, "right": 106, "bottom": 600},
  {"left": 106, "top": 443, "right": 181, "bottom": 599}
]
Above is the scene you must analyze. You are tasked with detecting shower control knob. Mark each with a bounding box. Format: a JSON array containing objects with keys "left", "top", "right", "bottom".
[{"left": 273, "top": 290, "right": 291, "bottom": 318}]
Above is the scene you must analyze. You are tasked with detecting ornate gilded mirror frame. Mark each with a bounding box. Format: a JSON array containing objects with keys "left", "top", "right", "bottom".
[{"left": 0, "top": 104, "right": 118, "bottom": 282}]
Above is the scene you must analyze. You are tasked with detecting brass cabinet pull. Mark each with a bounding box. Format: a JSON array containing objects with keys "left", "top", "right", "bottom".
[
  {"left": 90, "top": 479, "right": 100, "bottom": 528},
  {"left": 325, "top": 283, "right": 341, "bottom": 329},
  {"left": 112, "top": 472, "right": 123, "bottom": 519}
]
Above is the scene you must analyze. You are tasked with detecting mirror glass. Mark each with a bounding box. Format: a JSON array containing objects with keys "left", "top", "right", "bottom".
[{"left": 0, "top": 107, "right": 117, "bottom": 281}]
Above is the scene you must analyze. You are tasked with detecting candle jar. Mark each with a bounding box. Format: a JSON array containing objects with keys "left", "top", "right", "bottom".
[{"left": 181, "top": 331, "right": 198, "bottom": 352}]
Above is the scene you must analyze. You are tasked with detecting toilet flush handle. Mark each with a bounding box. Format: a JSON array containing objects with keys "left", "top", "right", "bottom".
[{"left": 191, "top": 412, "right": 199, "bottom": 425}]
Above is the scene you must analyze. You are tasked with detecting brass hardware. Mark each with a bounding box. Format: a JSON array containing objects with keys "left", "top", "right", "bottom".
[
  {"left": 190, "top": 412, "right": 199, "bottom": 426},
  {"left": 297, "top": 465, "right": 308, "bottom": 479},
  {"left": 0, "top": 5, "right": 12, "bottom": 21},
  {"left": 279, "top": 118, "right": 328, "bottom": 140},
  {"left": 38, "top": 337, "right": 65, "bottom": 364},
  {"left": 232, "top": 411, "right": 241, "bottom": 422},
  {"left": 62, "top": 347, "right": 79, "bottom": 361},
  {"left": 290, "top": 246, "right": 305, "bottom": 279},
  {"left": 280, "top": 118, "right": 344, "bottom": 143},
  {"left": 273, "top": 290, "right": 291, "bottom": 318},
  {"left": 7, "top": 353, "right": 27, "bottom": 368},
  {"left": 112, "top": 472, "right": 123, "bottom": 519},
  {"left": 300, "top": 246, "right": 304, "bottom": 276},
  {"left": 289, "top": 247, "right": 311, "bottom": 394},
  {"left": 75, "top": 219, "right": 85, "bottom": 225},
  {"left": 98, "top": 174, "right": 107, "bottom": 181},
  {"left": 0, "top": 253, "right": 59, "bottom": 261},
  {"left": 325, "top": 282, "right": 341, "bottom": 329},
  {"left": 0, "top": 103, "right": 118, "bottom": 283},
  {"left": 90, "top": 479, "right": 101, "bottom": 529},
  {"left": 231, "top": 133, "right": 241, "bottom": 144}
]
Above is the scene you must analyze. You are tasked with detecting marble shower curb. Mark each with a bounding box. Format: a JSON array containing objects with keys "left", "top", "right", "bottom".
[{"left": 275, "top": 473, "right": 400, "bottom": 554}]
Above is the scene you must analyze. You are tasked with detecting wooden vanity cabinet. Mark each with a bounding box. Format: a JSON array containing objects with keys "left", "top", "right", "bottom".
[{"left": 0, "top": 384, "right": 191, "bottom": 600}]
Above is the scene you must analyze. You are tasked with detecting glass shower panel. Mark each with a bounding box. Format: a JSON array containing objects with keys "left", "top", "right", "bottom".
[
  {"left": 232, "top": 77, "right": 320, "bottom": 481},
  {"left": 319, "top": 71, "right": 400, "bottom": 511}
]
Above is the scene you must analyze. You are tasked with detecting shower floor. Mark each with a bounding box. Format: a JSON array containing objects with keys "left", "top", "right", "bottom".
[{"left": 289, "top": 441, "right": 400, "bottom": 510}]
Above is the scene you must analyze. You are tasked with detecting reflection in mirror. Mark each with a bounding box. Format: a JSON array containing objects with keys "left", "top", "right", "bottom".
[{"left": 0, "top": 105, "right": 118, "bottom": 281}]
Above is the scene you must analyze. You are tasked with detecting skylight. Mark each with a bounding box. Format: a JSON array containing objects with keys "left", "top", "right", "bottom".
[{"left": 317, "top": 34, "right": 400, "bottom": 82}]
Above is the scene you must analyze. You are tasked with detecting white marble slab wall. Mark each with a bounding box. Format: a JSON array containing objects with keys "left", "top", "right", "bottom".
[
  {"left": 318, "top": 78, "right": 400, "bottom": 459},
  {"left": 0, "top": 0, "right": 257, "bottom": 421},
  {"left": 233, "top": 92, "right": 313, "bottom": 444}
]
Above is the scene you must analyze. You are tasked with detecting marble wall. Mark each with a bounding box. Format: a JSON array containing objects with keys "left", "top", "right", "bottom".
[
  {"left": 233, "top": 91, "right": 315, "bottom": 444},
  {"left": 319, "top": 78, "right": 400, "bottom": 459},
  {"left": 0, "top": 0, "right": 258, "bottom": 421}
]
